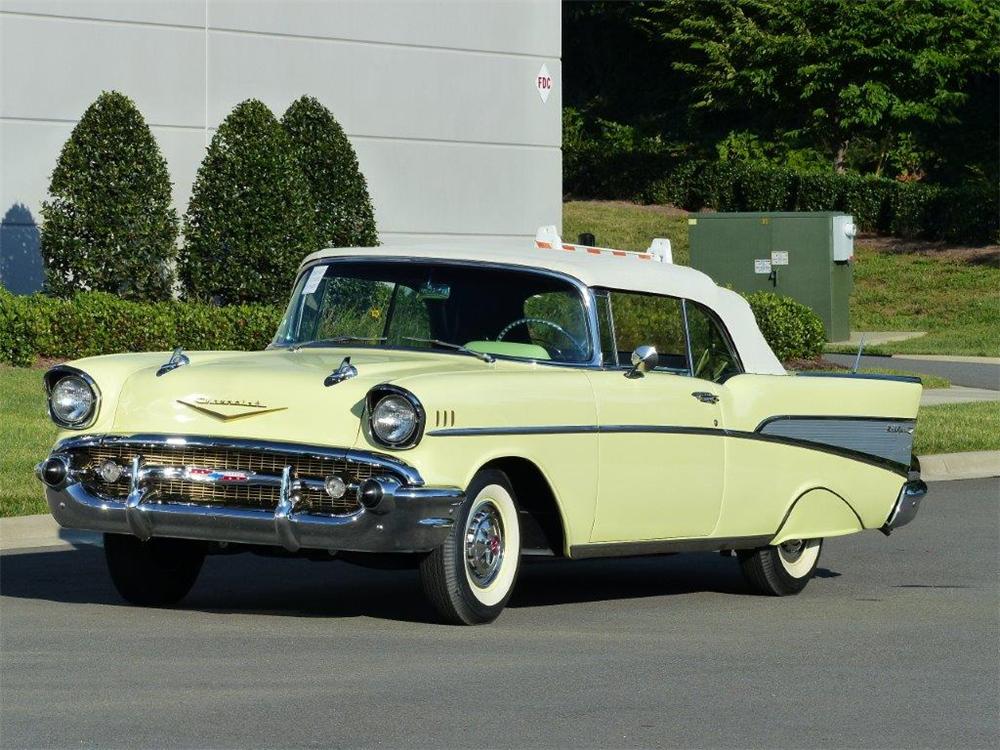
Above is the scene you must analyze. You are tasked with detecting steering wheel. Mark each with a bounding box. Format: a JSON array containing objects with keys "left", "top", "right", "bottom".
[{"left": 496, "top": 318, "right": 585, "bottom": 358}]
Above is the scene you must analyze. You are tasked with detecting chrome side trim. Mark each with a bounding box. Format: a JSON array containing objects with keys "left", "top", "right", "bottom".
[
  {"left": 53, "top": 434, "right": 425, "bottom": 487},
  {"left": 571, "top": 535, "right": 773, "bottom": 559},
  {"left": 757, "top": 415, "right": 916, "bottom": 467},
  {"left": 426, "top": 423, "right": 910, "bottom": 476},
  {"left": 795, "top": 372, "right": 922, "bottom": 385}
]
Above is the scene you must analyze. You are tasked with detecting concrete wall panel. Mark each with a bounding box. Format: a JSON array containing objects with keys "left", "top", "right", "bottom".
[
  {"left": 0, "top": 0, "right": 205, "bottom": 27},
  {"left": 209, "top": 0, "right": 559, "bottom": 57},
  {"left": 0, "top": 14, "right": 205, "bottom": 126},
  {"left": 354, "top": 139, "right": 560, "bottom": 238},
  {"left": 207, "top": 31, "right": 559, "bottom": 145}
]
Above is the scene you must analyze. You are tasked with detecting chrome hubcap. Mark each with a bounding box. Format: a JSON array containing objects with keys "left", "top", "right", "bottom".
[
  {"left": 779, "top": 539, "right": 805, "bottom": 562},
  {"left": 465, "top": 502, "right": 504, "bottom": 588}
]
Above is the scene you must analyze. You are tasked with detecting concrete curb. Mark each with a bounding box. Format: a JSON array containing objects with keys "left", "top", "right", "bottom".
[
  {"left": 921, "top": 386, "right": 1000, "bottom": 406},
  {"left": 897, "top": 354, "right": 1000, "bottom": 365},
  {"left": 0, "top": 514, "right": 101, "bottom": 553},
  {"left": 918, "top": 450, "right": 1000, "bottom": 482},
  {"left": 3, "top": 452, "right": 997, "bottom": 551}
]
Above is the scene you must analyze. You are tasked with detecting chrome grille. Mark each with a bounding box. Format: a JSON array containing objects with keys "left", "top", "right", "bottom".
[{"left": 70, "top": 443, "right": 381, "bottom": 515}]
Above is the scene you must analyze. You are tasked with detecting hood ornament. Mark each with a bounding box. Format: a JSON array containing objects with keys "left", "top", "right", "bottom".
[
  {"left": 157, "top": 347, "right": 190, "bottom": 377},
  {"left": 324, "top": 356, "right": 358, "bottom": 387}
]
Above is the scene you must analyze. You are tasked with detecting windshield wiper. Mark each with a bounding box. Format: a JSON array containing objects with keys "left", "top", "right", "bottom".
[
  {"left": 289, "top": 336, "right": 386, "bottom": 351},
  {"left": 403, "top": 337, "right": 495, "bottom": 364}
]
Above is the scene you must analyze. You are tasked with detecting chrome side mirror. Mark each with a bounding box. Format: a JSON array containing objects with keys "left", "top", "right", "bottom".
[{"left": 626, "top": 345, "right": 658, "bottom": 379}]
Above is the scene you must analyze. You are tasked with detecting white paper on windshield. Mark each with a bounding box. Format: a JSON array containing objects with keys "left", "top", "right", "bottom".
[{"left": 301, "top": 265, "right": 326, "bottom": 295}]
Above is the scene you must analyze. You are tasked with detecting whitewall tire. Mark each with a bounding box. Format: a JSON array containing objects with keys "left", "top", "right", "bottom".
[
  {"left": 419, "top": 469, "right": 522, "bottom": 624},
  {"left": 738, "top": 538, "right": 823, "bottom": 596}
]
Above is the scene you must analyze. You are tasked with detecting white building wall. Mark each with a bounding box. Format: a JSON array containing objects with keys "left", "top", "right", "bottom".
[{"left": 0, "top": 0, "right": 562, "bottom": 293}]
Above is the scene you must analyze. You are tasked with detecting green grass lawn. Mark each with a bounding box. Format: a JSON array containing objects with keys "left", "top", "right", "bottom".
[
  {"left": 565, "top": 201, "right": 999, "bottom": 357},
  {"left": 1, "top": 366, "right": 56, "bottom": 517},
  {"left": 0, "top": 361, "right": 986, "bottom": 518},
  {"left": 913, "top": 401, "right": 1000, "bottom": 455}
]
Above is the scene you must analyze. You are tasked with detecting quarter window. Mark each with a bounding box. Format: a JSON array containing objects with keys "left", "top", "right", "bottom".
[{"left": 686, "top": 302, "right": 742, "bottom": 382}]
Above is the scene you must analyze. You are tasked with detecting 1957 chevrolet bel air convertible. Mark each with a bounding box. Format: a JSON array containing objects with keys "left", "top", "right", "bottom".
[{"left": 37, "top": 228, "right": 926, "bottom": 624}]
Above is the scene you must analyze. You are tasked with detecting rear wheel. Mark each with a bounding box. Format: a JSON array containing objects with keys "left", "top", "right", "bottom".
[
  {"left": 738, "top": 538, "right": 822, "bottom": 596},
  {"left": 419, "top": 469, "right": 521, "bottom": 625},
  {"left": 104, "top": 534, "right": 205, "bottom": 606}
]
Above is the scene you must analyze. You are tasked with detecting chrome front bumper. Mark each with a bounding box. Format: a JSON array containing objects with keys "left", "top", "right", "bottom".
[
  {"left": 881, "top": 479, "right": 927, "bottom": 534},
  {"left": 38, "top": 436, "right": 464, "bottom": 554}
]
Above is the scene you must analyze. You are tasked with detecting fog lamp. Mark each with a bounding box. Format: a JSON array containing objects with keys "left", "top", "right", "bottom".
[
  {"left": 97, "top": 459, "right": 123, "bottom": 483},
  {"left": 324, "top": 475, "right": 347, "bottom": 499}
]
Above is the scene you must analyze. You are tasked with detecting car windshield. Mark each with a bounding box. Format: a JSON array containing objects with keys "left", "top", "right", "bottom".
[{"left": 273, "top": 260, "right": 593, "bottom": 364}]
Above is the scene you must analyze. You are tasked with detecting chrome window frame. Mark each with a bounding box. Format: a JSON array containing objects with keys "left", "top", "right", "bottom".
[{"left": 272, "top": 256, "right": 603, "bottom": 370}]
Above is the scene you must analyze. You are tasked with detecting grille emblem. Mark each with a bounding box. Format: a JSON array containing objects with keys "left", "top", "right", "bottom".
[{"left": 177, "top": 397, "right": 287, "bottom": 421}]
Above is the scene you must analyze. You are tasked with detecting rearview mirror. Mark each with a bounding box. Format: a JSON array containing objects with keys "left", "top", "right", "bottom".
[{"left": 626, "top": 345, "right": 658, "bottom": 379}]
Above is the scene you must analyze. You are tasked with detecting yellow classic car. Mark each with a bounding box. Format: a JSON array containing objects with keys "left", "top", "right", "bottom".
[{"left": 37, "top": 228, "right": 926, "bottom": 624}]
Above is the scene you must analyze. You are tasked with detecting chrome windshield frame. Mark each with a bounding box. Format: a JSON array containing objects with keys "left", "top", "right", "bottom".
[{"left": 271, "top": 256, "right": 604, "bottom": 370}]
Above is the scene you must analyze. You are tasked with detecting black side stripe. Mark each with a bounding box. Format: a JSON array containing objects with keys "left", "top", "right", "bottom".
[{"left": 425, "top": 423, "right": 909, "bottom": 476}]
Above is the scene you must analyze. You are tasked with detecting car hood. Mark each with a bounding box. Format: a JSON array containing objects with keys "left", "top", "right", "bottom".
[{"left": 109, "top": 348, "right": 483, "bottom": 448}]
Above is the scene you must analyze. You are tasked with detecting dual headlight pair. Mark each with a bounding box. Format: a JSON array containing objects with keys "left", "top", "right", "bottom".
[
  {"left": 45, "top": 368, "right": 100, "bottom": 429},
  {"left": 44, "top": 368, "right": 424, "bottom": 449}
]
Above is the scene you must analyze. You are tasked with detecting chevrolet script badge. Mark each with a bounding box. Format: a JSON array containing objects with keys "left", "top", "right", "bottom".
[{"left": 177, "top": 397, "right": 287, "bottom": 421}]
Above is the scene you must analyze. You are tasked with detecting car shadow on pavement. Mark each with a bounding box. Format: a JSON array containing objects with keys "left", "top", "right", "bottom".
[{"left": 0, "top": 546, "right": 841, "bottom": 623}]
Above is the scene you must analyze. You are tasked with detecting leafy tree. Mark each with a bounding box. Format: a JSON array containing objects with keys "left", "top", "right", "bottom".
[
  {"left": 41, "top": 91, "right": 178, "bottom": 300},
  {"left": 647, "top": 0, "right": 999, "bottom": 172},
  {"left": 180, "top": 99, "right": 317, "bottom": 305},
  {"left": 281, "top": 96, "right": 379, "bottom": 248}
]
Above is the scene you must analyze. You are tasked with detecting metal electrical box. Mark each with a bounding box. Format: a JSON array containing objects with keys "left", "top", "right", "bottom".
[{"left": 689, "top": 212, "right": 855, "bottom": 342}]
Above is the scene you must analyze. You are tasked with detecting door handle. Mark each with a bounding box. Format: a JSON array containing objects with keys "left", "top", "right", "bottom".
[{"left": 692, "top": 391, "right": 719, "bottom": 404}]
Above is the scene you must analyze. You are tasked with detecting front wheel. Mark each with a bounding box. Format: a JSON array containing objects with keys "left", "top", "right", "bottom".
[
  {"left": 419, "top": 469, "right": 521, "bottom": 625},
  {"left": 738, "top": 538, "right": 823, "bottom": 596},
  {"left": 104, "top": 533, "right": 206, "bottom": 606}
]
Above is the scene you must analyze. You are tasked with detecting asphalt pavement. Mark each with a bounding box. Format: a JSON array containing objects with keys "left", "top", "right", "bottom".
[
  {"left": 2, "top": 478, "right": 998, "bottom": 749},
  {"left": 826, "top": 353, "right": 1000, "bottom": 390}
]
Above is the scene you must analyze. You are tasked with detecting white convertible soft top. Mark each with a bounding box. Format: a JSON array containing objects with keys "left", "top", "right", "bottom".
[{"left": 301, "top": 236, "right": 786, "bottom": 376}]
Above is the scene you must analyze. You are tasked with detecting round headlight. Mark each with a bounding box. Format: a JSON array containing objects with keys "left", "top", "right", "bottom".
[
  {"left": 50, "top": 375, "right": 96, "bottom": 427},
  {"left": 371, "top": 395, "right": 419, "bottom": 446}
]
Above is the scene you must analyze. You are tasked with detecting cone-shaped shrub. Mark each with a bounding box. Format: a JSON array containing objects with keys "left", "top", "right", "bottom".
[
  {"left": 282, "top": 96, "right": 379, "bottom": 248},
  {"left": 41, "top": 91, "right": 178, "bottom": 300},
  {"left": 180, "top": 99, "right": 317, "bottom": 305}
]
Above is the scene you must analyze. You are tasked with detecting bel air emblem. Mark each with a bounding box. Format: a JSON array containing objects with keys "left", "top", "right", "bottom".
[{"left": 177, "top": 397, "right": 287, "bottom": 421}]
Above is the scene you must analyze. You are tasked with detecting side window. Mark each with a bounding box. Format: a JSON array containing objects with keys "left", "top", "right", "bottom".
[
  {"left": 686, "top": 302, "right": 742, "bottom": 382},
  {"left": 607, "top": 291, "right": 689, "bottom": 373}
]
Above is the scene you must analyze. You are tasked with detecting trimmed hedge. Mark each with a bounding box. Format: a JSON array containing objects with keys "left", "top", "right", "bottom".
[
  {"left": 180, "top": 99, "right": 317, "bottom": 306},
  {"left": 40, "top": 91, "right": 179, "bottom": 300},
  {"left": 0, "top": 289, "right": 280, "bottom": 367},
  {"left": 3, "top": 288, "right": 825, "bottom": 368},
  {"left": 744, "top": 292, "right": 826, "bottom": 361},
  {"left": 282, "top": 96, "right": 379, "bottom": 248},
  {"left": 565, "top": 146, "right": 999, "bottom": 244}
]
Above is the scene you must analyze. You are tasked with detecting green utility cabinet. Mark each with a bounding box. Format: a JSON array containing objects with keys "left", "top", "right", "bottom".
[{"left": 689, "top": 212, "right": 855, "bottom": 342}]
